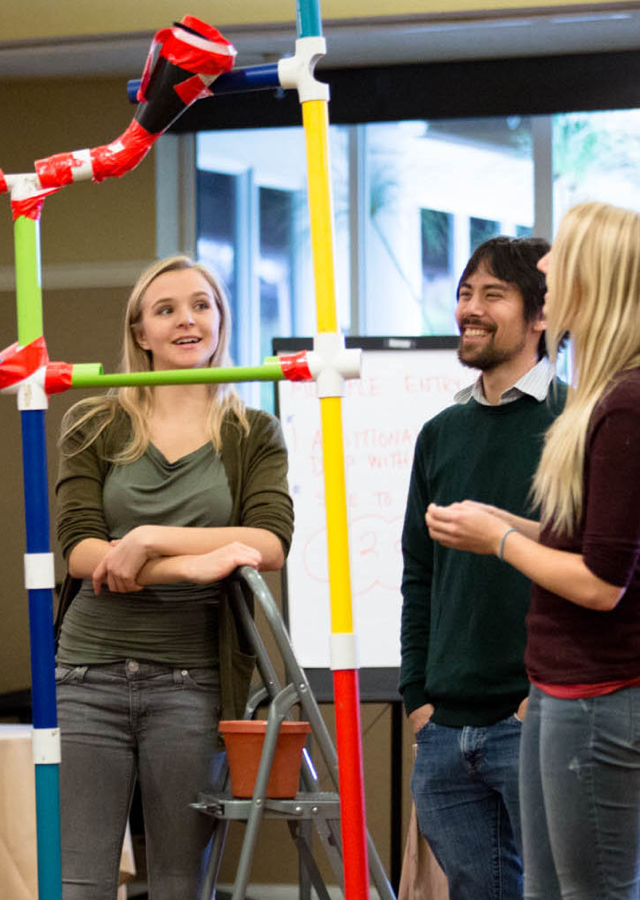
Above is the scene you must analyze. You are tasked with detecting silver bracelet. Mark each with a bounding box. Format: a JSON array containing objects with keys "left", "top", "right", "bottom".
[{"left": 498, "top": 527, "right": 518, "bottom": 561}]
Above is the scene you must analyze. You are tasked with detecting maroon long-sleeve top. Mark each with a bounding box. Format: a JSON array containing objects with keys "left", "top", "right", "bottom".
[{"left": 526, "top": 367, "right": 640, "bottom": 685}]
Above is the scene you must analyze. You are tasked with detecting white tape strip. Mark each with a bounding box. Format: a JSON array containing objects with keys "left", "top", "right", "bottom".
[
  {"left": 32, "top": 727, "right": 61, "bottom": 765},
  {"left": 70, "top": 148, "right": 93, "bottom": 183},
  {"left": 330, "top": 632, "right": 359, "bottom": 670},
  {"left": 24, "top": 552, "right": 55, "bottom": 590}
]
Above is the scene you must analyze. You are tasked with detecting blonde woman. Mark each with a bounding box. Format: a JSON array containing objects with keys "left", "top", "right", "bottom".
[
  {"left": 425, "top": 202, "right": 640, "bottom": 900},
  {"left": 54, "top": 256, "right": 293, "bottom": 900}
]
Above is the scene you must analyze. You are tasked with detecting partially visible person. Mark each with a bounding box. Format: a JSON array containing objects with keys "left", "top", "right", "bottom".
[
  {"left": 426, "top": 201, "right": 640, "bottom": 900},
  {"left": 400, "top": 236, "right": 566, "bottom": 900},
  {"left": 55, "top": 255, "right": 293, "bottom": 900}
]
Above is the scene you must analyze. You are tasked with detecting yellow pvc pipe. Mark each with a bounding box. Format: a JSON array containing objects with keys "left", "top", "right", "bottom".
[
  {"left": 302, "top": 97, "right": 354, "bottom": 634},
  {"left": 320, "top": 397, "right": 354, "bottom": 634},
  {"left": 302, "top": 99, "right": 338, "bottom": 334}
]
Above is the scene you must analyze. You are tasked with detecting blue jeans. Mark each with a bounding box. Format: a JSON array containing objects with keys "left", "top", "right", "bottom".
[
  {"left": 56, "top": 659, "right": 223, "bottom": 900},
  {"left": 520, "top": 684, "right": 640, "bottom": 900},
  {"left": 412, "top": 716, "right": 523, "bottom": 900}
]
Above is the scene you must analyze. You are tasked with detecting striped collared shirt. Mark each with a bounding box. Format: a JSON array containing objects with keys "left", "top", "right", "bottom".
[{"left": 454, "top": 357, "right": 556, "bottom": 406}]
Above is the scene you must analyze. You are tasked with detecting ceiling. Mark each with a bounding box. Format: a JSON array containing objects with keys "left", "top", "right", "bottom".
[{"left": 0, "top": 7, "right": 639, "bottom": 80}]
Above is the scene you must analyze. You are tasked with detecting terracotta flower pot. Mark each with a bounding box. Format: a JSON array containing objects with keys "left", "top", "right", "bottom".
[{"left": 219, "top": 719, "right": 311, "bottom": 799}]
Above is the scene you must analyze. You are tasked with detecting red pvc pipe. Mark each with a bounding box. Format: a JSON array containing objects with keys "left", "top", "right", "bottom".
[{"left": 333, "top": 668, "right": 370, "bottom": 899}]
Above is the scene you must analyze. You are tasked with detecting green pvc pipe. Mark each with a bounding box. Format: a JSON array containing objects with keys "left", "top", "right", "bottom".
[
  {"left": 296, "top": 0, "right": 322, "bottom": 38},
  {"left": 14, "top": 216, "right": 44, "bottom": 344},
  {"left": 71, "top": 363, "right": 285, "bottom": 389}
]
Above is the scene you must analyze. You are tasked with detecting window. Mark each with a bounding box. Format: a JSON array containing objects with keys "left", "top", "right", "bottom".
[
  {"left": 553, "top": 110, "right": 640, "bottom": 225},
  {"left": 160, "top": 79, "right": 640, "bottom": 409},
  {"left": 195, "top": 115, "right": 537, "bottom": 406}
]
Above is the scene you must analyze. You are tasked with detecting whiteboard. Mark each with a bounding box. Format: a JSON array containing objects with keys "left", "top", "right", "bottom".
[{"left": 274, "top": 337, "right": 475, "bottom": 691}]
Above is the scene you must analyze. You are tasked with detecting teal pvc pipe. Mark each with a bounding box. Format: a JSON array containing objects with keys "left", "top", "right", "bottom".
[
  {"left": 34, "top": 765, "right": 63, "bottom": 900},
  {"left": 296, "top": 0, "right": 322, "bottom": 38}
]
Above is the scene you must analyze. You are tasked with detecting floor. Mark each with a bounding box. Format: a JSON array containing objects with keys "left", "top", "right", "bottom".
[{"left": 127, "top": 884, "right": 378, "bottom": 899}]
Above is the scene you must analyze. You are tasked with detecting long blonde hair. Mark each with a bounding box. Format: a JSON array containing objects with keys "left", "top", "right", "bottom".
[
  {"left": 60, "top": 255, "right": 248, "bottom": 461},
  {"left": 533, "top": 202, "right": 640, "bottom": 534}
]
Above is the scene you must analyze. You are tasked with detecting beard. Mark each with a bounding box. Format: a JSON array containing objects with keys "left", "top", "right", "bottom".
[{"left": 457, "top": 332, "right": 527, "bottom": 371}]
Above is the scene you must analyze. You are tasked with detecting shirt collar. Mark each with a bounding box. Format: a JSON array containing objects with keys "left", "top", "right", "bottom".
[{"left": 454, "top": 357, "right": 556, "bottom": 406}]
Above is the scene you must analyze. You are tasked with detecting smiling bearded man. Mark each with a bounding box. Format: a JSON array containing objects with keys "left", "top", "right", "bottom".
[{"left": 400, "top": 236, "right": 567, "bottom": 900}]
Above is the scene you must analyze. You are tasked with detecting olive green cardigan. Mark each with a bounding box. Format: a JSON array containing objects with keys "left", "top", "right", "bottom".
[{"left": 55, "top": 404, "right": 294, "bottom": 721}]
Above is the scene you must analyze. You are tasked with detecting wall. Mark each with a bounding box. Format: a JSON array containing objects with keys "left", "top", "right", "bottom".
[
  {"left": 2, "top": 0, "right": 637, "bottom": 41},
  {"left": 0, "top": 75, "right": 155, "bottom": 694}
]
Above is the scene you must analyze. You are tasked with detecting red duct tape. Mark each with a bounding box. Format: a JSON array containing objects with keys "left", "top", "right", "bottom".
[
  {"left": 137, "top": 32, "right": 166, "bottom": 103},
  {"left": 0, "top": 337, "right": 49, "bottom": 389},
  {"left": 279, "top": 351, "right": 313, "bottom": 382},
  {"left": 36, "top": 151, "right": 81, "bottom": 188},
  {"left": 90, "top": 120, "right": 157, "bottom": 183},
  {"left": 159, "top": 21, "right": 236, "bottom": 76},
  {"left": 44, "top": 361, "right": 74, "bottom": 394},
  {"left": 11, "top": 189, "right": 59, "bottom": 221},
  {"left": 173, "top": 74, "right": 213, "bottom": 106}
]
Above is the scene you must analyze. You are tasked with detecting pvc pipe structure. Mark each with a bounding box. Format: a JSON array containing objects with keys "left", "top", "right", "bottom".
[
  {"left": 292, "top": 0, "right": 371, "bottom": 896},
  {"left": 1, "top": 5, "right": 372, "bottom": 898}
]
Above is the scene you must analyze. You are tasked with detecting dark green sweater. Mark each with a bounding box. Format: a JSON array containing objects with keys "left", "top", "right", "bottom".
[{"left": 400, "top": 387, "right": 566, "bottom": 726}]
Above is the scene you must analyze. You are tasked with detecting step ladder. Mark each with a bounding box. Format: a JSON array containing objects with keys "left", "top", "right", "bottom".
[{"left": 194, "top": 565, "right": 396, "bottom": 900}]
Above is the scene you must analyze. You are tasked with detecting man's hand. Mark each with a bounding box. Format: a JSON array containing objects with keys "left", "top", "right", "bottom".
[
  {"left": 409, "top": 703, "right": 435, "bottom": 734},
  {"left": 515, "top": 697, "right": 528, "bottom": 721}
]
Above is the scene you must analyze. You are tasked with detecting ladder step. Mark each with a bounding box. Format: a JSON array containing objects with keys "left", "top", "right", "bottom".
[{"left": 194, "top": 791, "right": 341, "bottom": 821}]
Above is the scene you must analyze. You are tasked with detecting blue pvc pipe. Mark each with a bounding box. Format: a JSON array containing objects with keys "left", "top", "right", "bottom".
[
  {"left": 20, "top": 408, "right": 62, "bottom": 899},
  {"left": 28, "top": 589, "right": 58, "bottom": 727},
  {"left": 20, "top": 409, "right": 57, "bottom": 727},
  {"left": 20, "top": 409, "right": 50, "bottom": 553},
  {"left": 127, "top": 62, "right": 281, "bottom": 104}
]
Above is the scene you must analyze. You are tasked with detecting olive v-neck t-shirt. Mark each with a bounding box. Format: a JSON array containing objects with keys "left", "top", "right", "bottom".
[{"left": 57, "top": 441, "right": 232, "bottom": 667}]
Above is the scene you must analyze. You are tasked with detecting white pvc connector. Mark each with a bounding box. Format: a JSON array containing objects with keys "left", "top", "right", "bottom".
[
  {"left": 32, "top": 727, "right": 61, "bottom": 765},
  {"left": 278, "top": 37, "right": 330, "bottom": 103},
  {"left": 307, "top": 332, "right": 362, "bottom": 398},
  {"left": 5, "top": 171, "right": 44, "bottom": 199},
  {"left": 24, "top": 552, "right": 55, "bottom": 590},
  {"left": 330, "top": 632, "right": 359, "bottom": 671},
  {"left": 17, "top": 369, "right": 49, "bottom": 410}
]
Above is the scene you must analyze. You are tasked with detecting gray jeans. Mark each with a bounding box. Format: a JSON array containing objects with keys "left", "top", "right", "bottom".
[
  {"left": 56, "top": 659, "right": 222, "bottom": 900},
  {"left": 521, "top": 684, "right": 640, "bottom": 900}
]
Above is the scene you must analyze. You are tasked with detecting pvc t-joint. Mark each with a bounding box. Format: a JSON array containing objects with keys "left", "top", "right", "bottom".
[{"left": 277, "top": 37, "right": 330, "bottom": 103}]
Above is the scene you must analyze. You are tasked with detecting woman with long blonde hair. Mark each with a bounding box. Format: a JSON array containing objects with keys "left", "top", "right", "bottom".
[
  {"left": 55, "top": 255, "right": 293, "bottom": 899},
  {"left": 426, "top": 202, "right": 640, "bottom": 899}
]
